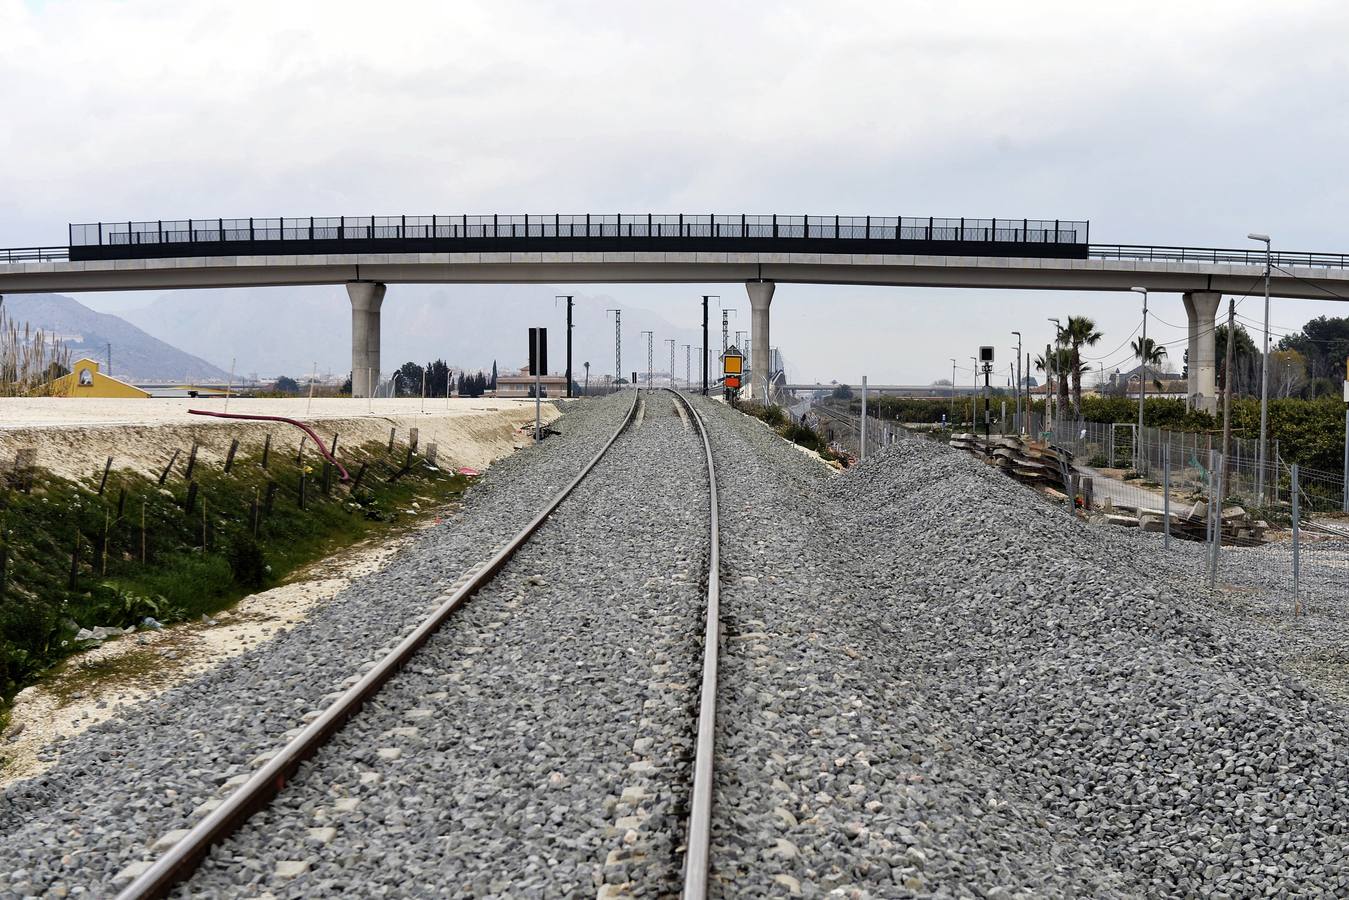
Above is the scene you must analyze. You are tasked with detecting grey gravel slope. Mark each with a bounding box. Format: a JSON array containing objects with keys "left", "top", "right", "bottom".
[{"left": 702, "top": 400, "right": 1348, "bottom": 898}]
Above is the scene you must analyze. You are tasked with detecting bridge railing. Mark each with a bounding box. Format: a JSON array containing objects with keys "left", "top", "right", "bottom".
[
  {"left": 66, "top": 214, "right": 1090, "bottom": 248},
  {"left": 0, "top": 246, "right": 69, "bottom": 263},
  {"left": 1090, "top": 243, "right": 1349, "bottom": 270}
]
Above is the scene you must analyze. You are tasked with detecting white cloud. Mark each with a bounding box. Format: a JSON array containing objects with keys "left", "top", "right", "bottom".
[{"left": 3, "top": 0, "right": 1347, "bottom": 382}]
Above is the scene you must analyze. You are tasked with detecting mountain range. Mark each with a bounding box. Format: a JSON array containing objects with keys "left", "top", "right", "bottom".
[
  {"left": 1, "top": 294, "right": 230, "bottom": 382},
  {"left": 111, "top": 284, "right": 713, "bottom": 380}
]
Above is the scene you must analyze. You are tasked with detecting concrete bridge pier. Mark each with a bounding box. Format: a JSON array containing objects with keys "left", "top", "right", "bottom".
[
  {"left": 1182, "top": 290, "right": 1221, "bottom": 414},
  {"left": 747, "top": 280, "right": 775, "bottom": 402},
  {"left": 348, "top": 281, "right": 386, "bottom": 398}
]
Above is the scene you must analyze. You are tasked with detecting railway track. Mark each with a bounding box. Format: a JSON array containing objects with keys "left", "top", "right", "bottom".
[{"left": 113, "top": 388, "right": 723, "bottom": 898}]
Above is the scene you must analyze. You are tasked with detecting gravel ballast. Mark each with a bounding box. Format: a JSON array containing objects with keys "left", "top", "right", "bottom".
[
  {"left": 0, "top": 394, "right": 638, "bottom": 895},
  {"left": 4, "top": 391, "right": 1348, "bottom": 897},
  {"left": 178, "top": 393, "right": 710, "bottom": 896},
  {"left": 699, "top": 398, "right": 1348, "bottom": 897}
]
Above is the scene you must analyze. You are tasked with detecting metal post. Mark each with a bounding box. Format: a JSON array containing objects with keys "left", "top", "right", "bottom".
[
  {"left": 702, "top": 296, "right": 710, "bottom": 395},
  {"left": 607, "top": 308, "right": 622, "bottom": 385},
  {"left": 1210, "top": 449, "right": 1222, "bottom": 589},
  {"left": 534, "top": 328, "right": 542, "bottom": 441},
  {"left": 564, "top": 295, "right": 574, "bottom": 398},
  {"left": 1163, "top": 444, "right": 1171, "bottom": 550},
  {"left": 666, "top": 339, "right": 676, "bottom": 389},
  {"left": 684, "top": 344, "right": 691, "bottom": 389},
  {"left": 1343, "top": 407, "right": 1349, "bottom": 513},
  {"left": 860, "top": 375, "right": 868, "bottom": 460},
  {"left": 1292, "top": 462, "right": 1301, "bottom": 615}
]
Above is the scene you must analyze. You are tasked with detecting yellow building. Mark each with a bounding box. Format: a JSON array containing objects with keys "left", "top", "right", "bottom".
[{"left": 47, "top": 358, "right": 150, "bottom": 399}]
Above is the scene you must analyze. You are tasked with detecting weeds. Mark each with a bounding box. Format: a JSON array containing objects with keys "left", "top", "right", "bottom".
[{"left": 0, "top": 438, "right": 467, "bottom": 713}]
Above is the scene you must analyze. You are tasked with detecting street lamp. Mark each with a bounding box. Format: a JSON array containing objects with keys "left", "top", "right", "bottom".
[
  {"left": 1130, "top": 286, "right": 1149, "bottom": 471},
  {"left": 1011, "top": 331, "right": 1022, "bottom": 433},
  {"left": 1249, "top": 232, "right": 1272, "bottom": 500}
]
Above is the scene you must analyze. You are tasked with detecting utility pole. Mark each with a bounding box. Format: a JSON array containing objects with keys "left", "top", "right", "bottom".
[
  {"left": 665, "top": 339, "right": 676, "bottom": 388},
  {"left": 1129, "top": 288, "right": 1148, "bottom": 471},
  {"left": 1221, "top": 297, "right": 1235, "bottom": 499},
  {"left": 1045, "top": 343, "right": 1053, "bottom": 429},
  {"left": 860, "top": 375, "right": 868, "bottom": 460},
  {"left": 1012, "top": 331, "right": 1022, "bottom": 433},
  {"left": 701, "top": 296, "right": 711, "bottom": 395},
  {"left": 583, "top": 361, "right": 590, "bottom": 397},
  {"left": 558, "top": 295, "right": 574, "bottom": 398},
  {"left": 722, "top": 309, "right": 731, "bottom": 357},
  {"left": 949, "top": 358, "right": 957, "bottom": 424},
  {"left": 606, "top": 308, "right": 622, "bottom": 384},
  {"left": 683, "top": 344, "right": 690, "bottom": 389},
  {"left": 1249, "top": 232, "right": 1272, "bottom": 502},
  {"left": 641, "top": 331, "right": 653, "bottom": 389},
  {"left": 107, "top": 342, "right": 112, "bottom": 376}
]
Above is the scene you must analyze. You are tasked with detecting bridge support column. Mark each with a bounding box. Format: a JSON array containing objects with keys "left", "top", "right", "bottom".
[
  {"left": 747, "top": 280, "right": 775, "bottom": 402},
  {"left": 348, "top": 281, "right": 386, "bottom": 399},
  {"left": 1183, "top": 290, "right": 1221, "bottom": 415}
]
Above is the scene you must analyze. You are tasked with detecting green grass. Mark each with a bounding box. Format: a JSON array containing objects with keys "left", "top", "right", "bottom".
[{"left": 0, "top": 438, "right": 468, "bottom": 714}]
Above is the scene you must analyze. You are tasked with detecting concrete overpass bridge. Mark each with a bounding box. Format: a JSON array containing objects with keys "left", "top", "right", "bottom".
[{"left": 3, "top": 213, "right": 1348, "bottom": 404}]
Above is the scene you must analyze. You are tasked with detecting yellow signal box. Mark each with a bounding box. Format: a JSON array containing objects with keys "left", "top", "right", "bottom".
[{"left": 723, "top": 346, "right": 743, "bottom": 376}]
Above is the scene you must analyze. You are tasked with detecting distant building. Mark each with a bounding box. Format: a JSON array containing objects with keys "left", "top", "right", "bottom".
[
  {"left": 495, "top": 366, "right": 568, "bottom": 398},
  {"left": 46, "top": 358, "right": 150, "bottom": 398}
]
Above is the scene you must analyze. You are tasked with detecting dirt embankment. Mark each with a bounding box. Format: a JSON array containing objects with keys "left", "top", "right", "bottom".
[{"left": 0, "top": 397, "right": 561, "bottom": 481}]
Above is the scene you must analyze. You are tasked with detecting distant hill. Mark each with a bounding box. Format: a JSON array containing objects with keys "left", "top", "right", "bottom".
[
  {"left": 0, "top": 294, "right": 230, "bottom": 382},
  {"left": 117, "top": 284, "right": 708, "bottom": 380}
]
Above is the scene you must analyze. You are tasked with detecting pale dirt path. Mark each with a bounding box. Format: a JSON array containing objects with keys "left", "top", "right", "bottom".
[{"left": 0, "top": 397, "right": 561, "bottom": 481}]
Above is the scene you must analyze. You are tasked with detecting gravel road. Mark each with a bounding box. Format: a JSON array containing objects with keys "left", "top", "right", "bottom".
[{"left": 0, "top": 393, "right": 635, "bottom": 896}]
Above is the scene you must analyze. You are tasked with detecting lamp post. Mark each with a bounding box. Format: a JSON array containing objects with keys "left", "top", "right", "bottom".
[
  {"left": 1249, "top": 232, "right": 1272, "bottom": 500},
  {"left": 1130, "top": 286, "right": 1148, "bottom": 471},
  {"left": 583, "top": 361, "right": 590, "bottom": 396},
  {"left": 1012, "top": 330, "right": 1022, "bottom": 433}
]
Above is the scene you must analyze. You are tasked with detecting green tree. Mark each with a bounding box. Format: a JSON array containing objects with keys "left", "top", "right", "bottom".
[
  {"left": 395, "top": 361, "right": 424, "bottom": 397},
  {"left": 272, "top": 375, "right": 300, "bottom": 394},
  {"left": 1063, "top": 315, "right": 1102, "bottom": 418},
  {"left": 1216, "top": 323, "right": 1260, "bottom": 397}
]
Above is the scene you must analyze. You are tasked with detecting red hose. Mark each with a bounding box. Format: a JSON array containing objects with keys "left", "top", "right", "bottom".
[{"left": 187, "top": 409, "right": 351, "bottom": 481}]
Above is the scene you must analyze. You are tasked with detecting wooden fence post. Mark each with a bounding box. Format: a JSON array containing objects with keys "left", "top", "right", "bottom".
[
  {"left": 97, "top": 457, "right": 113, "bottom": 494},
  {"left": 159, "top": 449, "right": 181, "bottom": 485},
  {"left": 224, "top": 438, "right": 239, "bottom": 473},
  {"left": 261, "top": 434, "right": 272, "bottom": 470}
]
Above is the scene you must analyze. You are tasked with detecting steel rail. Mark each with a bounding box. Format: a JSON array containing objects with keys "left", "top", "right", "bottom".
[
  {"left": 115, "top": 388, "right": 640, "bottom": 900},
  {"left": 669, "top": 389, "right": 721, "bottom": 900}
]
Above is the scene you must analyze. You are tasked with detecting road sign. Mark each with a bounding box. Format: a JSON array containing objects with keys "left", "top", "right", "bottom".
[
  {"left": 723, "top": 345, "right": 743, "bottom": 375},
  {"left": 725, "top": 375, "right": 742, "bottom": 389},
  {"left": 980, "top": 345, "right": 995, "bottom": 363}
]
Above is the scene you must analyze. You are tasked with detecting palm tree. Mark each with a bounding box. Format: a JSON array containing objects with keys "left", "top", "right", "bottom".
[
  {"left": 1131, "top": 337, "right": 1168, "bottom": 391},
  {"left": 1034, "top": 346, "right": 1077, "bottom": 425},
  {"left": 1063, "top": 316, "right": 1102, "bottom": 419}
]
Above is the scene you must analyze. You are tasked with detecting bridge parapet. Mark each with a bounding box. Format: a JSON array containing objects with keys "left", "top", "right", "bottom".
[{"left": 64, "top": 213, "right": 1089, "bottom": 262}]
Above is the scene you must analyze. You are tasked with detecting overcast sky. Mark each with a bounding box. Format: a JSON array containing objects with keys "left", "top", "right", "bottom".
[{"left": 3, "top": 0, "right": 1348, "bottom": 384}]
